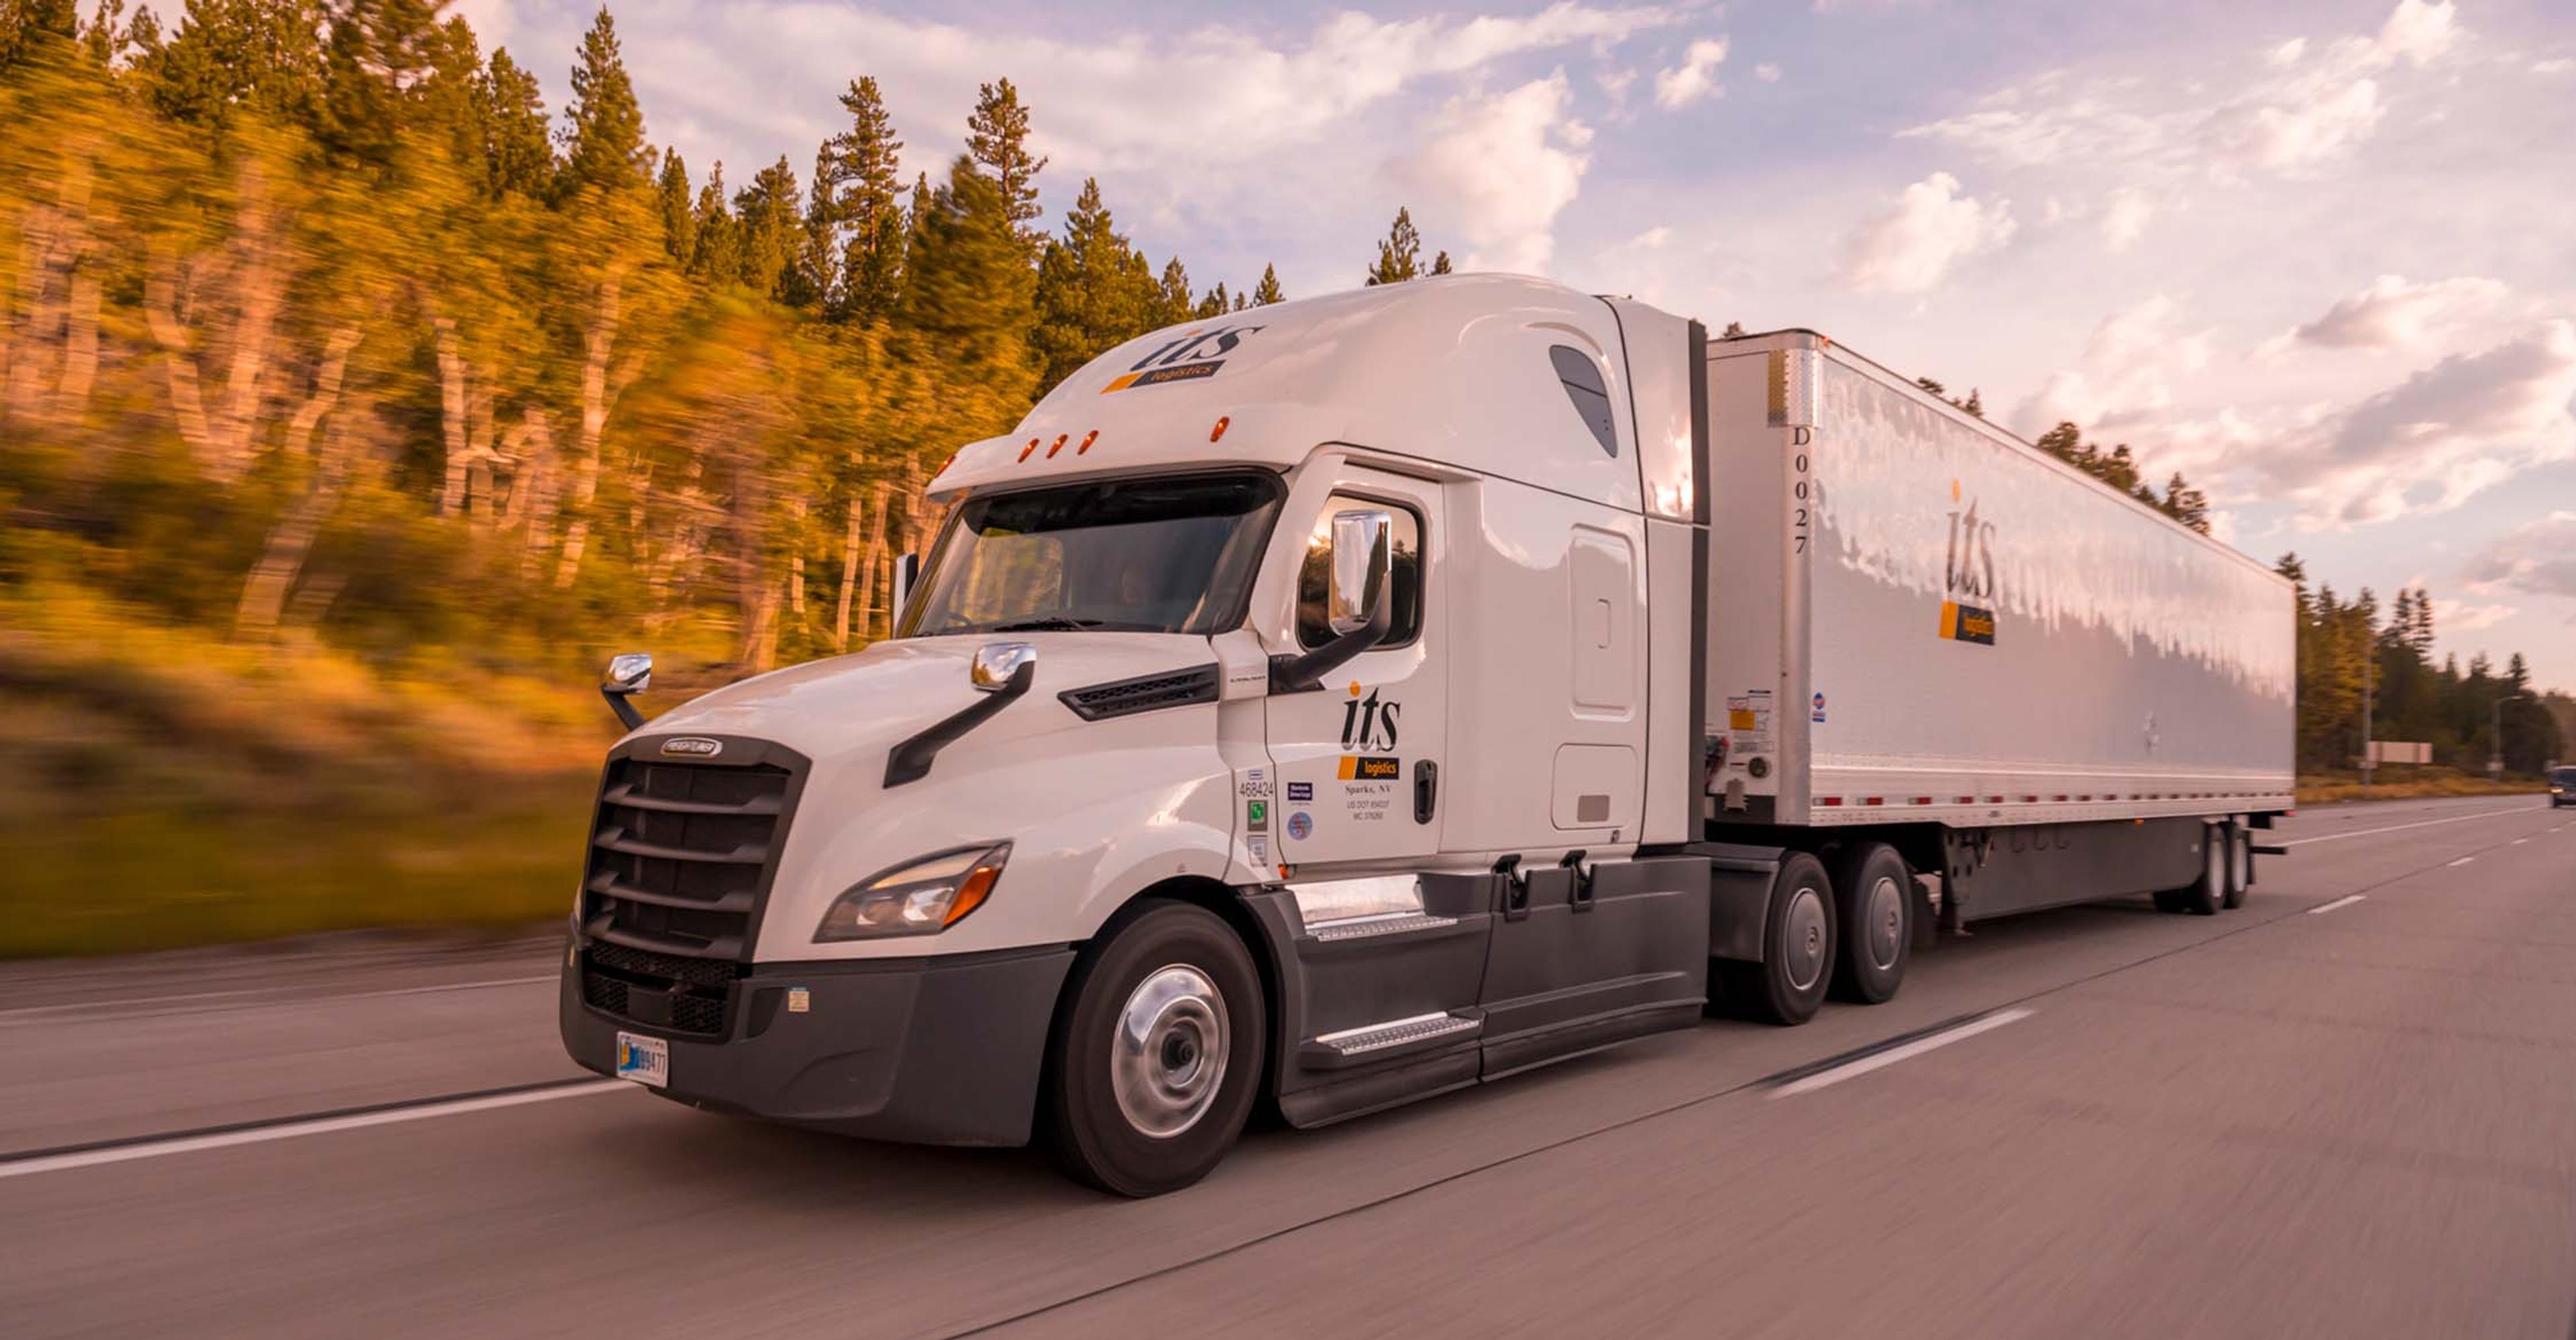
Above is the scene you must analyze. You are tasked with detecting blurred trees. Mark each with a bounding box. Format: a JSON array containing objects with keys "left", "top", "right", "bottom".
[
  {"left": 0, "top": 1, "right": 1277, "bottom": 684},
  {"left": 2273, "top": 556, "right": 2563, "bottom": 775}
]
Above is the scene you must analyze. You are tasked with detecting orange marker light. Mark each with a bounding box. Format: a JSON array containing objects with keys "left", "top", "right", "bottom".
[
  {"left": 1018, "top": 437, "right": 1039, "bottom": 462},
  {"left": 1210, "top": 415, "right": 1230, "bottom": 443},
  {"left": 1077, "top": 429, "right": 1098, "bottom": 454},
  {"left": 1046, "top": 433, "right": 1069, "bottom": 458}
]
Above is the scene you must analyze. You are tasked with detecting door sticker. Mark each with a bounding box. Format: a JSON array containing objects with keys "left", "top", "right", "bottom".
[
  {"left": 1725, "top": 690, "right": 1773, "bottom": 769},
  {"left": 1287, "top": 812, "right": 1313, "bottom": 841}
]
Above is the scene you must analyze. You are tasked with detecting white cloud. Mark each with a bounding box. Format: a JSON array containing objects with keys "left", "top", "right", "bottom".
[
  {"left": 1654, "top": 38, "right": 1730, "bottom": 109},
  {"left": 2099, "top": 187, "right": 2153, "bottom": 252},
  {"left": 1904, "top": 0, "right": 2461, "bottom": 178},
  {"left": 2272, "top": 274, "right": 2510, "bottom": 352},
  {"left": 1755, "top": 62, "right": 1782, "bottom": 83},
  {"left": 2534, "top": 58, "right": 2576, "bottom": 76},
  {"left": 450, "top": 0, "right": 515, "bottom": 51},
  {"left": 2265, "top": 321, "right": 2576, "bottom": 525},
  {"left": 2463, "top": 511, "right": 2576, "bottom": 601},
  {"left": 1397, "top": 72, "right": 1594, "bottom": 274},
  {"left": 608, "top": 2, "right": 1680, "bottom": 183},
  {"left": 2436, "top": 599, "right": 2520, "bottom": 632},
  {"left": 2013, "top": 295, "right": 2214, "bottom": 435},
  {"left": 1834, "top": 172, "right": 2017, "bottom": 295}
]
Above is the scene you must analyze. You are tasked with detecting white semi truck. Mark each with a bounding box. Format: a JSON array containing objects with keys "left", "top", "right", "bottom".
[{"left": 561, "top": 275, "right": 2296, "bottom": 1195}]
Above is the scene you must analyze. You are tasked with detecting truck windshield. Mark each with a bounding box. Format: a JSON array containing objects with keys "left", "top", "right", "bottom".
[{"left": 902, "top": 471, "right": 1285, "bottom": 637}]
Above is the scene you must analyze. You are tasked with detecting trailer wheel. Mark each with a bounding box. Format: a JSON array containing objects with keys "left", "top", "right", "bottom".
[
  {"left": 1042, "top": 900, "right": 1265, "bottom": 1197},
  {"left": 2180, "top": 827, "right": 2224, "bottom": 917},
  {"left": 2221, "top": 824, "right": 2251, "bottom": 910},
  {"left": 1720, "top": 852, "right": 1835, "bottom": 1026},
  {"left": 1828, "top": 843, "right": 1911, "bottom": 1004}
]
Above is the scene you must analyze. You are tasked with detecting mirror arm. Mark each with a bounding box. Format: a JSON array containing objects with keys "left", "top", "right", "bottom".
[
  {"left": 1267, "top": 586, "right": 1393, "bottom": 694},
  {"left": 601, "top": 686, "right": 645, "bottom": 731},
  {"left": 885, "top": 661, "right": 1034, "bottom": 787}
]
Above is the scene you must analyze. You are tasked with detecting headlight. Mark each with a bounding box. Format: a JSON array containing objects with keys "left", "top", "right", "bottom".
[{"left": 814, "top": 843, "right": 1010, "bottom": 941}]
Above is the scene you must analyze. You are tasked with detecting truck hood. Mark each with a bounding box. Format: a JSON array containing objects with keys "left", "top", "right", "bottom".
[{"left": 634, "top": 633, "right": 1246, "bottom": 962}]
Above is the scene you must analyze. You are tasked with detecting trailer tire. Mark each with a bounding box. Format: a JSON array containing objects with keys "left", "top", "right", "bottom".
[
  {"left": 1041, "top": 900, "right": 1266, "bottom": 1198},
  {"left": 1720, "top": 852, "right": 1835, "bottom": 1026},
  {"left": 1828, "top": 843, "right": 1911, "bottom": 1004},
  {"left": 2221, "top": 823, "right": 2251, "bottom": 910},
  {"left": 2180, "top": 827, "right": 2224, "bottom": 917}
]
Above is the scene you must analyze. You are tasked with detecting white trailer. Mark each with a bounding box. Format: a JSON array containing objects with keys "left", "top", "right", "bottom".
[{"left": 561, "top": 276, "right": 2296, "bottom": 1195}]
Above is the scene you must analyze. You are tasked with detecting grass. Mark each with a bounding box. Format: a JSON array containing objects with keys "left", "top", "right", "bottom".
[
  {"left": 0, "top": 583, "right": 624, "bottom": 958},
  {"left": 1, "top": 783, "right": 594, "bottom": 958},
  {"left": 2296, "top": 768, "right": 2549, "bottom": 805}
]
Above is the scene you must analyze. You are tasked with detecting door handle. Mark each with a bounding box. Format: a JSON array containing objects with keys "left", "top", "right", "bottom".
[{"left": 1413, "top": 760, "right": 1438, "bottom": 824}]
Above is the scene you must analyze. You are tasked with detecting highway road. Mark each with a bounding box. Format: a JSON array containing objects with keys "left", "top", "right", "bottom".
[{"left": 5, "top": 794, "right": 2573, "bottom": 1338}]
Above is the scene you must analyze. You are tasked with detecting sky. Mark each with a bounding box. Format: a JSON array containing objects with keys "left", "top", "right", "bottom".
[{"left": 458, "top": 0, "right": 2576, "bottom": 691}]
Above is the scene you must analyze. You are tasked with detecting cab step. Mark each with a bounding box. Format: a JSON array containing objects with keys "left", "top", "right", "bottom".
[
  {"left": 1305, "top": 911, "right": 1459, "bottom": 943},
  {"left": 1302, "top": 1011, "right": 1482, "bottom": 1068}
]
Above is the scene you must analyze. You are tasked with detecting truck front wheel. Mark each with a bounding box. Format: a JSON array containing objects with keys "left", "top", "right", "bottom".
[
  {"left": 1720, "top": 852, "right": 1835, "bottom": 1026},
  {"left": 1042, "top": 900, "right": 1266, "bottom": 1197},
  {"left": 1829, "top": 843, "right": 1911, "bottom": 1004}
]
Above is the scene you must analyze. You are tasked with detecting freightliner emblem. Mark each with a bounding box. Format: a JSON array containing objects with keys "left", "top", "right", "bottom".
[{"left": 661, "top": 737, "right": 723, "bottom": 757}]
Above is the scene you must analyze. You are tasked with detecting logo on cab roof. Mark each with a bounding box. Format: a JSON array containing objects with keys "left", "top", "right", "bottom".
[
  {"left": 1102, "top": 324, "right": 1265, "bottom": 393},
  {"left": 661, "top": 737, "right": 723, "bottom": 756}
]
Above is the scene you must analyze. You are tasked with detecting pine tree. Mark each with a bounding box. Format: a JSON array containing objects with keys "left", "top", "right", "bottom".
[
  {"left": 1430, "top": 250, "right": 1452, "bottom": 275},
  {"left": 144, "top": 0, "right": 329, "bottom": 130},
  {"left": 1916, "top": 376, "right": 1947, "bottom": 397},
  {"left": 1194, "top": 281, "right": 1230, "bottom": 319},
  {"left": 557, "top": 5, "right": 647, "bottom": 198},
  {"left": 1251, "top": 263, "right": 1284, "bottom": 306},
  {"left": 1721, "top": 321, "right": 1747, "bottom": 338},
  {"left": 1155, "top": 256, "right": 1192, "bottom": 327},
  {"left": 654, "top": 148, "right": 694, "bottom": 262},
  {"left": 0, "top": 0, "right": 80, "bottom": 73},
  {"left": 688, "top": 160, "right": 741, "bottom": 281},
  {"left": 735, "top": 155, "right": 808, "bottom": 303},
  {"left": 318, "top": 0, "right": 445, "bottom": 166},
  {"left": 1030, "top": 176, "right": 1157, "bottom": 392},
  {"left": 896, "top": 155, "right": 1034, "bottom": 417},
  {"left": 814, "top": 76, "right": 906, "bottom": 323},
  {"left": 965, "top": 77, "right": 1046, "bottom": 256},
  {"left": 1961, "top": 388, "right": 1984, "bottom": 418},
  {"left": 475, "top": 48, "right": 551, "bottom": 197},
  {"left": 1365, "top": 207, "right": 1421, "bottom": 286},
  {"left": 2159, "top": 471, "right": 2209, "bottom": 534}
]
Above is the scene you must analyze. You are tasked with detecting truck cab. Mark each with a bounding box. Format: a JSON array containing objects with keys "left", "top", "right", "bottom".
[{"left": 559, "top": 276, "right": 1720, "bottom": 1194}]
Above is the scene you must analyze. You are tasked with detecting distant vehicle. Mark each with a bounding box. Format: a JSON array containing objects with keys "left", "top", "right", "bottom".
[
  {"left": 558, "top": 276, "right": 2296, "bottom": 1196},
  {"left": 2552, "top": 766, "right": 2575, "bottom": 807}
]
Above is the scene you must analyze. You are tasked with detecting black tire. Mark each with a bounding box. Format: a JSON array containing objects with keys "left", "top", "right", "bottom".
[
  {"left": 2180, "top": 825, "right": 2224, "bottom": 916},
  {"left": 1041, "top": 901, "right": 1265, "bottom": 1197},
  {"left": 1827, "top": 843, "right": 1912, "bottom": 1004},
  {"left": 2220, "top": 823, "right": 2251, "bottom": 911},
  {"left": 1719, "top": 852, "right": 1835, "bottom": 1026}
]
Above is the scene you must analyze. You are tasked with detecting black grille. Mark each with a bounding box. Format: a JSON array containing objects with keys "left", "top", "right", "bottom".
[
  {"left": 576, "top": 748, "right": 796, "bottom": 1037},
  {"left": 1058, "top": 664, "right": 1222, "bottom": 721}
]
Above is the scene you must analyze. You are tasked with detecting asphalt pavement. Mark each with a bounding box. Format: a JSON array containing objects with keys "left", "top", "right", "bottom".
[{"left": 4, "top": 794, "right": 2572, "bottom": 1339}]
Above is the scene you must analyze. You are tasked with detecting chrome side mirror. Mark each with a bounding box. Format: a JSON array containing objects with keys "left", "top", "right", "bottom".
[
  {"left": 601, "top": 652, "right": 652, "bottom": 730},
  {"left": 971, "top": 641, "right": 1036, "bottom": 692},
  {"left": 1326, "top": 509, "right": 1393, "bottom": 636}
]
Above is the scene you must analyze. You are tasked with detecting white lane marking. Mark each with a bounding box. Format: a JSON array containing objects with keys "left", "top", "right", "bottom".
[
  {"left": 2512, "top": 838, "right": 2528, "bottom": 845},
  {"left": 0, "top": 1081, "right": 632, "bottom": 1181},
  {"left": 2308, "top": 895, "right": 2367, "bottom": 916},
  {"left": 0, "top": 974, "right": 559, "bottom": 1025},
  {"left": 2448, "top": 857, "right": 2475, "bottom": 867},
  {"left": 2282, "top": 803, "right": 2545, "bottom": 848},
  {"left": 1773, "top": 1009, "right": 2035, "bottom": 1098}
]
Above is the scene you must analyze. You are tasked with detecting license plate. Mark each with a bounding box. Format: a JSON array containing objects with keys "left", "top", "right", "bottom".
[{"left": 614, "top": 1031, "right": 668, "bottom": 1088}]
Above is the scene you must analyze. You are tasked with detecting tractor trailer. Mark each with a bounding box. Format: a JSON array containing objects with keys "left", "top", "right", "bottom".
[{"left": 560, "top": 274, "right": 2296, "bottom": 1195}]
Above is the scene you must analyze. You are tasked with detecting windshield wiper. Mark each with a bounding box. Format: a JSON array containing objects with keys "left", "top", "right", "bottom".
[{"left": 989, "top": 617, "right": 1104, "bottom": 632}]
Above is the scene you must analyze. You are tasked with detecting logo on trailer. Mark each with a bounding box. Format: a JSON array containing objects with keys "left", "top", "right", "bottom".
[
  {"left": 1940, "top": 478, "right": 1999, "bottom": 646},
  {"left": 661, "top": 737, "right": 724, "bottom": 756}
]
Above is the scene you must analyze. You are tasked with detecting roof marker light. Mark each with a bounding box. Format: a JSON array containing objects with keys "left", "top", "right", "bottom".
[
  {"left": 1046, "top": 433, "right": 1069, "bottom": 459},
  {"left": 1018, "top": 437, "right": 1039, "bottom": 462},
  {"left": 1077, "top": 429, "right": 1099, "bottom": 454},
  {"left": 1210, "top": 415, "right": 1230, "bottom": 443}
]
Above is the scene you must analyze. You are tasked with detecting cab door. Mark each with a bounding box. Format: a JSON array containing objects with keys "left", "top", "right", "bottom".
[{"left": 1265, "top": 467, "right": 1446, "bottom": 870}]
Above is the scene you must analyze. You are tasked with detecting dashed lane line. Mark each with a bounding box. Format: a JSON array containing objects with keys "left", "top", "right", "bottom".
[{"left": 2308, "top": 895, "right": 2367, "bottom": 916}]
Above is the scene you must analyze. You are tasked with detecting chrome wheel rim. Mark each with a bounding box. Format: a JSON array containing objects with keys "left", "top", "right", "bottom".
[
  {"left": 1865, "top": 875, "right": 1904, "bottom": 971},
  {"left": 1111, "top": 964, "right": 1230, "bottom": 1139},
  {"left": 1783, "top": 887, "right": 1829, "bottom": 992}
]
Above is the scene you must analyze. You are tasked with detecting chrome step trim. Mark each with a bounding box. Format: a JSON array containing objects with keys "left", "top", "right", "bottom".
[
  {"left": 1312, "top": 1011, "right": 1481, "bottom": 1057},
  {"left": 1305, "top": 911, "right": 1459, "bottom": 943}
]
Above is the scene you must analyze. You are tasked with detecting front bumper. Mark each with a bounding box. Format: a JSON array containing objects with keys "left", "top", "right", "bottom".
[{"left": 560, "top": 943, "right": 1076, "bottom": 1147}]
